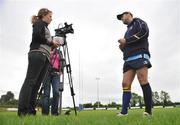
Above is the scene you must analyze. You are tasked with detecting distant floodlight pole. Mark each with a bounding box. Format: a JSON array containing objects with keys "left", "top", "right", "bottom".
[{"left": 95, "top": 77, "right": 100, "bottom": 108}]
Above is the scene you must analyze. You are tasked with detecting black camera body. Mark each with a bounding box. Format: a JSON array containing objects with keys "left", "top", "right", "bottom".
[{"left": 55, "top": 22, "right": 74, "bottom": 37}]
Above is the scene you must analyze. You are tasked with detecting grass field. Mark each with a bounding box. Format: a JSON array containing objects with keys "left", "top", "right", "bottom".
[{"left": 0, "top": 108, "right": 180, "bottom": 125}]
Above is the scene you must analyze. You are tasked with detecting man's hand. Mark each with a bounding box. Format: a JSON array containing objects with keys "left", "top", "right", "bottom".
[
  {"left": 118, "top": 38, "right": 126, "bottom": 44},
  {"left": 119, "top": 44, "right": 124, "bottom": 50},
  {"left": 118, "top": 38, "right": 126, "bottom": 50}
]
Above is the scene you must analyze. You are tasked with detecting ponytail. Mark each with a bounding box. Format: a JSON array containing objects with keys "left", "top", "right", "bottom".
[{"left": 31, "top": 15, "right": 39, "bottom": 24}]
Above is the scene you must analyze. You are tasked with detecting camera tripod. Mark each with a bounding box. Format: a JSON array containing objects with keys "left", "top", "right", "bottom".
[
  {"left": 36, "top": 35, "right": 77, "bottom": 116},
  {"left": 58, "top": 35, "right": 77, "bottom": 116}
]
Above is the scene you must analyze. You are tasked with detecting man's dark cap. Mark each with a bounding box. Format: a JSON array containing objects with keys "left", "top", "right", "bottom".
[{"left": 117, "top": 11, "right": 133, "bottom": 20}]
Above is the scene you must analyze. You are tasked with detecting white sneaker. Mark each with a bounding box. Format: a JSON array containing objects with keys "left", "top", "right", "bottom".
[
  {"left": 117, "top": 113, "right": 128, "bottom": 117},
  {"left": 143, "top": 112, "right": 152, "bottom": 117}
]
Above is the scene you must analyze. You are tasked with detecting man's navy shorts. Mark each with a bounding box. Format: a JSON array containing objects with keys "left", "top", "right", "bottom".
[{"left": 123, "top": 58, "right": 152, "bottom": 73}]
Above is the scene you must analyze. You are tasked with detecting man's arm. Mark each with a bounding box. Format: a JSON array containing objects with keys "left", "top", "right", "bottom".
[{"left": 126, "top": 19, "right": 149, "bottom": 44}]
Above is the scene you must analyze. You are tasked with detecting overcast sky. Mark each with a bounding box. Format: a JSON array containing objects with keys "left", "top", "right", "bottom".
[{"left": 0, "top": 0, "right": 180, "bottom": 107}]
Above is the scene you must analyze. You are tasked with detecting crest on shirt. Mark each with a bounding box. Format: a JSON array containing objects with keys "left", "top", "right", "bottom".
[
  {"left": 143, "top": 60, "right": 148, "bottom": 65},
  {"left": 129, "top": 26, "right": 133, "bottom": 31}
]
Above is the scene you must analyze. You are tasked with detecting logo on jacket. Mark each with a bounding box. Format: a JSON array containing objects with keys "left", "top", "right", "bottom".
[{"left": 143, "top": 60, "right": 148, "bottom": 65}]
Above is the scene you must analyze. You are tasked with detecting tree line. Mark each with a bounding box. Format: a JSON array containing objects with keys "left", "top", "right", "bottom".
[
  {"left": 83, "top": 91, "right": 180, "bottom": 109},
  {"left": 0, "top": 91, "right": 180, "bottom": 108}
]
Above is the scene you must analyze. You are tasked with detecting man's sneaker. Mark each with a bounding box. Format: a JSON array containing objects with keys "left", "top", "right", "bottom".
[
  {"left": 143, "top": 112, "right": 152, "bottom": 117},
  {"left": 117, "top": 113, "right": 128, "bottom": 117}
]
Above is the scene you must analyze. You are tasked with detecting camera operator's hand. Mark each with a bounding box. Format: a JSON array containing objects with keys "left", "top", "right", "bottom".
[{"left": 52, "top": 40, "right": 60, "bottom": 48}]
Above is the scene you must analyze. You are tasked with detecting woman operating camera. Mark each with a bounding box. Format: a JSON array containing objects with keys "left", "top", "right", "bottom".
[{"left": 18, "top": 8, "right": 60, "bottom": 116}]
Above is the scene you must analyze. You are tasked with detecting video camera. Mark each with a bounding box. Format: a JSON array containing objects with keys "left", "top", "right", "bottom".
[{"left": 55, "top": 22, "right": 74, "bottom": 37}]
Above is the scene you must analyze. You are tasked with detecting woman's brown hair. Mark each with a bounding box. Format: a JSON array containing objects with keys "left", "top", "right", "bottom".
[{"left": 31, "top": 8, "right": 52, "bottom": 24}]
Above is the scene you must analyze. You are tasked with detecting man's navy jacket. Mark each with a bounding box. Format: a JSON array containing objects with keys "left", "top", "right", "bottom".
[{"left": 122, "top": 18, "right": 150, "bottom": 60}]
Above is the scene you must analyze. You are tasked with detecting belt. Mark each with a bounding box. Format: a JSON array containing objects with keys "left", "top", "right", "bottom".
[
  {"left": 125, "top": 54, "right": 150, "bottom": 62},
  {"left": 51, "top": 71, "right": 60, "bottom": 75}
]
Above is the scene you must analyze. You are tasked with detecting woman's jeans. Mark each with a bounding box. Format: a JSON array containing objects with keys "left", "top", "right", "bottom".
[
  {"left": 42, "top": 70, "right": 60, "bottom": 115},
  {"left": 18, "top": 51, "right": 49, "bottom": 116}
]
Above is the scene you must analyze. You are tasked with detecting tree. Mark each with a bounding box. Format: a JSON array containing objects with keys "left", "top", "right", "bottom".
[
  {"left": 108, "top": 102, "right": 117, "bottom": 108},
  {"left": 6, "top": 91, "right": 14, "bottom": 100},
  {"left": 160, "top": 91, "right": 171, "bottom": 108},
  {"left": 94, "top": 101, "right": 103, "bottom": 108},
  {"left": 0, "top": 91, "right": 18, "bottom": 107},
  {"left": 138, "top": 95, "right": 143, "bottom": 108},
  {"left": 83, "top": 103, "right": 93, "bottom": 108},
  {"left": 0, "top": 91, "right": 14, "bottom": 104},
  {"left": 152, "top": 91, "right": 161, "bottom": 106},
  {"left": 130, "top": 93, "right": 139, "bottom": 107}
]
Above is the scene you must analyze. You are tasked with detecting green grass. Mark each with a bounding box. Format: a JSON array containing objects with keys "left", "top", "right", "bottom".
[{"left": 0, "top": 108, "right": 180, "bottom": 125}]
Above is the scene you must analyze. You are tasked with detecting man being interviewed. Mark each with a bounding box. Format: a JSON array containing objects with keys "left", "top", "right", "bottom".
[{"left": 117, "top": 11, "right": 152, "bottom": 117}]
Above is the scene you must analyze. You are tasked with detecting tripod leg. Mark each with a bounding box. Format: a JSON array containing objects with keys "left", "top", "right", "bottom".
[
  {"left": 58, "top": 53, "right": 65, "bottom": 115},
  {"left": 36, "top": 84, "right": 44, "bottom": 106},
  {"left": 58, "top": 74, "right": 64, "bottom": 115},
  {"left": 62, "top": 43, "right": 77, "bottom": 116},
  {"left": 36, "top": 64, "right": 51, "bottom": 107},
  {"left": 71, "top": 91, "right": 77, "bottom": 115},
  {"left": 68, "top": 75, "right": 77, "bottom": 116},
  {"left": 59, "top": 91, "right": 63, "bottom": 115}
]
